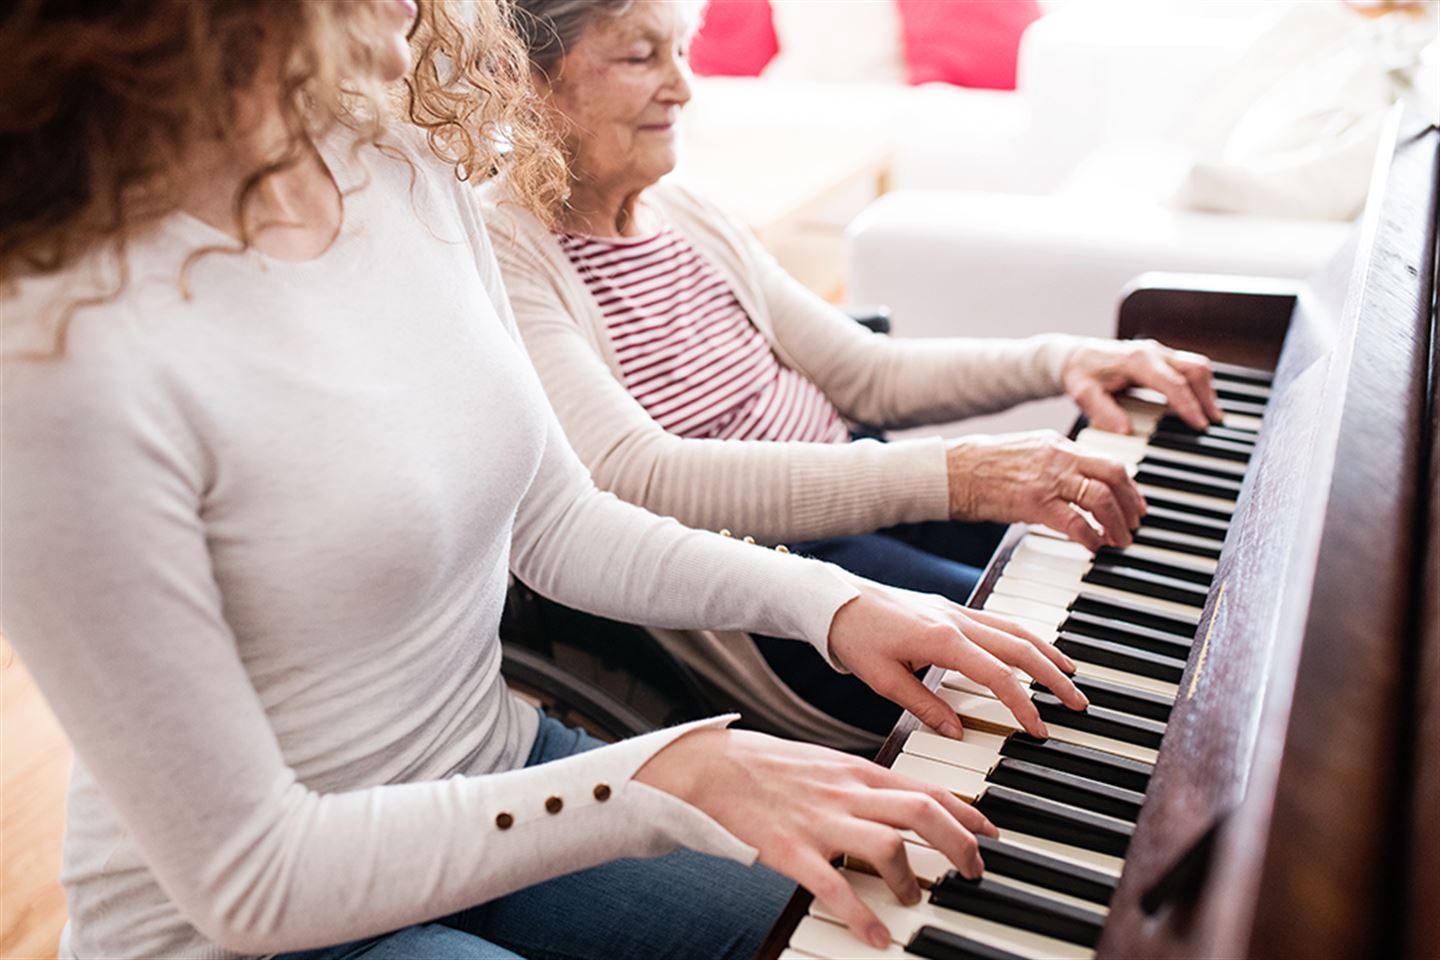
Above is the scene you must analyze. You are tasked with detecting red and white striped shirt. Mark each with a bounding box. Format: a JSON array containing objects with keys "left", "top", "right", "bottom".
[{"left": 558, "top": 225, "right": 849, "bottom": 444}]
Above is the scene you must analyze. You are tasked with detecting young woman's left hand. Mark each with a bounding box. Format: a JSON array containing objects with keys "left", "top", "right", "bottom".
[{"left": 826, "top": 581, "right": 1088, "bottom": 740}]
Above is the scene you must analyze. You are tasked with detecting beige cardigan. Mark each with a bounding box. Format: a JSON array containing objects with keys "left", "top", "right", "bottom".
[{"left": 481, "top": 176, "right": 1087, "bottom": 546}]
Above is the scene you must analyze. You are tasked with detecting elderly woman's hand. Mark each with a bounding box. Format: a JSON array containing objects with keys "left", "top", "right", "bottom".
[
  {"left": 825, "top": 579, "right": 1089, "bottom": 741},
  {"left": 946, "top": 430, "right": 1145, "bottom": 550},
  {"left": 1061, "top": 338, "right": 1223, "bottom": 434}
]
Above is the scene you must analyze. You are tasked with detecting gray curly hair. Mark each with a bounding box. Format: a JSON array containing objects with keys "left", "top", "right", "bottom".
[{"left": 509, "top": 0, "right": 705, "bottom": 74}]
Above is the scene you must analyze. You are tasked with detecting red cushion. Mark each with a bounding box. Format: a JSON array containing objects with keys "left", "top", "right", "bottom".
[
  {"left": 896, "top": 0, "right": 1043, "bottom": 90},
  {"left": 688, "top": 0, "right": 779, "bottom": 77}
]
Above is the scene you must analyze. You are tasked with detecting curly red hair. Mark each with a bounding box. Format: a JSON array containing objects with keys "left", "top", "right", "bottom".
[{"left": 0, "top": 0, "right": 564, "bottom": 343}]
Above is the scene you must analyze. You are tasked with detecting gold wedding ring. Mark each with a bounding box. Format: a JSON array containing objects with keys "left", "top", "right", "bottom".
[{"left": 1075, "top": 476, "right": 1092, "bottom": 504}]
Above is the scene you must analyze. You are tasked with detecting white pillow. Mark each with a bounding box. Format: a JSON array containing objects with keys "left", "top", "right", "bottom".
[
  {"left": 1174, "top": 3, "right": 1437, "bottom": 221},
  {"left": 762, "top": 0, "right": 906, "bottom": 84}
]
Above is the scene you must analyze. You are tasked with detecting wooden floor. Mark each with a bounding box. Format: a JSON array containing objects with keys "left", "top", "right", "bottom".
[{"left": 2, "top": 638, "right": 70, "bottom": 960}]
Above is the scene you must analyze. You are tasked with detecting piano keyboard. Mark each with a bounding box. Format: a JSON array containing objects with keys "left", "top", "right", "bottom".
[{"left": 776, "top": 361, "right": 1272, "bottom": 960}]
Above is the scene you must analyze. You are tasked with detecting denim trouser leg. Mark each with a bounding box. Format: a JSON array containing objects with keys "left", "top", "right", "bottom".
[{"left": 274, "top": 712, "right": 793, "bottom": 960}]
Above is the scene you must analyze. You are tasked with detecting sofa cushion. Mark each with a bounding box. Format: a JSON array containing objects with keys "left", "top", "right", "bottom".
[
  {"left": 689, "top": 0, "right": 778, "bottom": 77},
  {"left": 897, "top": 0, "right": 1043, "bottom": 90}
]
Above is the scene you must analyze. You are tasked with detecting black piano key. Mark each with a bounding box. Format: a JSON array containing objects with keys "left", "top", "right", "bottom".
[
  {"left": 975, "top": 784, "right": 1133, "bottom": 857},
  {"left": 1212, "top": 379, "right": 1271, "bottom": 403},
  {"left": 1051, "top": 673, "right": 1173, "bottom": 723},
  {"left": 1131, "top": 528, "right": 1223, "bottom": 560},
  {"left": 1056, "top": 633, "right": 1187, "bottom": 683},
  {"left": 1141, "top": 452, "right": 1247, "bottom": 483},
  {"left": 1082, "top": 565, "right": 1211, "bottom": 609},
  {"left": 1133, "top": 464, "right": 1242, "bottom": 501},
  {"left": 1094, "top": 546, "right": 1213, "bottom": 585},
  {"left": 1071, "top": 593, "right": 1199, "bottom": 638},
  {"left": 990, "top": 757, "right": 1146, "bottom": 821},
  {"left": 1209, "top": 359, "right": 1274, "bottom": 387},
  {"left": 1033, "top": 693, "right": 1166, "bottom": 750},
  {"left": 1000, "top": 733, "right": 1152, "bottom": 793},
  {"left": 929, "top": 874, "right": 1106, "bottom": 949},
  {"left": 1157, "top": 414, "right": 1259, "bottom": 442},
  {"left": 1143, "top": 493, "right": 1235, "bottom": 522},
  {"left": 1215, "top": 396, "right": 1267, "bottom": 418},
  {"left": 1062, "top": 610, "right": 1193, "bottom": 658},
  {"left": 904, "top": 924, "right": 1026, "bottom": 960},
  {"left": 975, "top": 835, "right": 1118, "bottom": 906},
  {"left": 1137, "top": 504, "right": 1230, "bottom": 540},
  {"left": 1150, "top": 430, "right": 1253, "bottom": 463}
]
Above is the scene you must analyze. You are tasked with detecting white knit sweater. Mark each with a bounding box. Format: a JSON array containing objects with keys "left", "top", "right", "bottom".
[
  {"left": 1, "top": 133, "right": 859, "bottom": 959},
  {"left": 481, "top": 176, "right": 1088, "bottom": 545}
]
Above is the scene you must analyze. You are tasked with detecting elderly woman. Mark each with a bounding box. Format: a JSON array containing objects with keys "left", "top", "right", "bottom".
[
  {"left": 1, "top": 1, "right": 1088, "bottom": 958},
  {"left": 483, "top": 0, "right": 1222, "bottom": 734}
]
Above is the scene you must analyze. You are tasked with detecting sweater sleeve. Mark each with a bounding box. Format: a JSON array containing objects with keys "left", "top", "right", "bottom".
[
  {"left": 2, "top": 320, "right": 787, "bottom": 956},
  {"left": 688, "top": 185, "right": 1091, "bottom": 430},
  {"left": 490, "top": 223, "right": 957, "bottom": 544}
]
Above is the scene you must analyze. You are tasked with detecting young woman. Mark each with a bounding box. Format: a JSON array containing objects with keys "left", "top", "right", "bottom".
[{"left": 0, "top": 2, "right": 1085, "bottom": 958}]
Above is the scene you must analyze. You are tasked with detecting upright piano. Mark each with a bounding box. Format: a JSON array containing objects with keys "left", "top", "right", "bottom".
[{"left": 760, "top": 107, "right": 1440, "bottom": 960}]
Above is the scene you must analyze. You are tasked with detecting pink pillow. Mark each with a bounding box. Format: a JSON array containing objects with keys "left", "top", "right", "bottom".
[
  {"left": 896, "top": 0, "right": 1043, "bottom": 90},
  {"left": 688, "top": 0, "right": 779, "bottom": 77}
]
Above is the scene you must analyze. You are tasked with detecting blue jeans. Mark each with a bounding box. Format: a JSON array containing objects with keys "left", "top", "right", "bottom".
[
  {"left": 275, "top": 713, "right": 794, "bottom": 960},
  {"left": 754, "top": 520, "right": 1006, "bottom": 735}
]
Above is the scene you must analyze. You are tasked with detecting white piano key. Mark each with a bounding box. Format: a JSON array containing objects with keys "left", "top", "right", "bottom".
[
  {"left": 1119, "top": 541, "right": 1218, "bottom": 574},
  {"left": 1077, "top": 582, "right": 1205, "bottom": 622},
  {"left": 1002, "top": 558, "right": 1086, "bottom": 591},
  {"left": 984, "top": 594, "right": 1067, "bottom": 631},
  {"left": 1224, "top": 412, "right": 1263, "bottom": 432},
  {"left": 938, "top": 689, "right": 1160, "bottom": 765},
  {"left": 1000, "top": 829, "right": 1126, "bottom": 877},
  {"left": 778, "top": 949, "right": 821, "bottom": 959},
  {"left": 892, "top": 754, "right": 988, "bottom": 801},
  {"left": 790, "top": 916, "right": 909, "bottom": 959},
  {"left": 991, "top": 581, "right": 1204, "bottom": 632},
  {"left": 903, "top": 728, "right": 1007, "bottom": 771},
  {"left": 1074, "top": 428, "right": 1147, "bottom": 461},
  {"left": 1016, "top": 534, "right": 1096, "bottom": 563},
  {"left": 942, "top": 656, "right": 1181, "bottom": 702},
  {"left": 987, "top": 872, "right": 1112, "bottom": 916},
  {"left": 900, "top": 823, "right": 1125, "bottom": 880},
  {"left": 812, "top": 870, "right": 1094, "bottom": 960},
  {"left": 1141, "top": 444, "right": 1249, "bottom": 477},
  {"left": 1138, "top": 483, "right": 1236, "bottom": 514},
  {"left": 1013, "top": 544, "right": 1094, "bottom": 575},
  {"left": 992, "top": 573, "right": 1076, "bottom": 610}
]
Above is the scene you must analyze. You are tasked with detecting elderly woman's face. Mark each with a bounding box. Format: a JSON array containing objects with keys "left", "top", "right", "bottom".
[{"left": 548, "top": 1, "right": 693, "bottom": 193}]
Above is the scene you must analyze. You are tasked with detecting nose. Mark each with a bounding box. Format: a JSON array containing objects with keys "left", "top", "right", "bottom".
[{"left": 662, "top": 49, "right": 692, "bottom": 108}]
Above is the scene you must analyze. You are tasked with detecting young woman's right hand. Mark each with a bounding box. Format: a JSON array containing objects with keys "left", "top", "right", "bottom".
[{"left": 634, "top": 727, "right": 996, "bottom": 950}]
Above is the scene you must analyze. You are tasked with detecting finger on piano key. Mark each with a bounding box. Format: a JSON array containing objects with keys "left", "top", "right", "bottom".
[
  {"left": 1041, "top": 674, "right": 1172, "bottom": 723},
  {"left": 810, "top": 870, "right": 1095, "bottom": 960},
  {"left": 938, "top": 688, "right": 1160, "bottom": 765},
  {"left": 788, "top": 916, "right": 910, "bottom": 959}
]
